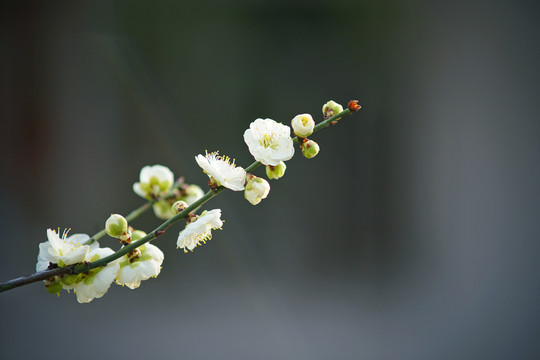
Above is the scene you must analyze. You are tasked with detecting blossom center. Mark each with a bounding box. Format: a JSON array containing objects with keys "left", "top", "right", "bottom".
[
  {"left": 261, "top": 134, "right": 276, "bottom": 149},
  {"left": 57, "top": 228, "right": 83, "bottom": 255}
]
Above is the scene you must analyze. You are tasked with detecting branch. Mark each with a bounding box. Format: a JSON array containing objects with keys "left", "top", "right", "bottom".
[{"left": 0, "top": 102, "right": 360, "bottom": 293}]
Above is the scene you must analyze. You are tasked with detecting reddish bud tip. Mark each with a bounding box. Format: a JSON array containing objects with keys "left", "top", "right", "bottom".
[{"left": 348, "top": 100, "right": 362, "bottom": 112}]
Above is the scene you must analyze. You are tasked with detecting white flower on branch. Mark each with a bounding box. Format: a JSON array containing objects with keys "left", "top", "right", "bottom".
[
  {"left": 195, "top": 152, "right": 246, "bottom": 191},
  {"left": 36, "top": 229, "right": 97, "bottom": 271},
  {"left": 74, "top": 247, "right": 120, "bottom": 303},
  {"left": 243, "top": 118, "right": 295, "bottom": 166},
  {"left": 177, "top": 209, "right": 223, "bottom": 252},
  {"left": 116, "top": 243, "right": 164, "bottom": 289},
  {"left": 133, "top": 164, "right": 174, "bottom": 200}
]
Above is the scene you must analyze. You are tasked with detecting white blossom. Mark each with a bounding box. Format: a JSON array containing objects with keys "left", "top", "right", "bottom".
[
  {"left": 177, "top": 209, "right": 223, "bottom": 252},
  {"left": 116, "top": 243, "right": 164, "bottom": 289},
  {"left": 37, "top": 229, "right": 97, "bottom": 272},
  {"left": 73, "top": 247, "right": 120, "bottom": 303},
  {"left": 133, "top": 165, "right": 174, "bottom": 199},
  {"left": 195, "top": 152, "right": 246, "bottom": 191},
  {"left": 243, "top": 118, "right": 295, "bottom": 166}
]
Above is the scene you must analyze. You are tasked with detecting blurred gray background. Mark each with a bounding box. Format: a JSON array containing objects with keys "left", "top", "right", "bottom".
[{"left": 1, "top": 0, "right": 539, "bottom": 359}]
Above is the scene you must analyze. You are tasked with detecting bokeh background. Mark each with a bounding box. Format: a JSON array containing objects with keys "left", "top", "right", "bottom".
[{"left": 1, "top": 1, "right": 539, "bottom": 359}]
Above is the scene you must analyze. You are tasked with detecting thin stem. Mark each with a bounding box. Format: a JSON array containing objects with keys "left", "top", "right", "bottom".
[{"left": 0, "top": 104, "right": 358, "bottom": 293}]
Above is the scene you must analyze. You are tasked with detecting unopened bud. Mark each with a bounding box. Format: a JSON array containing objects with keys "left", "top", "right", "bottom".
[
  {"left": 244, "top": 174, "right": 270, "bottom": 205},
  {"left": 105, "top": 214, "right": 129, "bottom": 240},
  {"left": 322, "top": 100, "right": 344, "bottom": 120},
  {"left": 301, "top": 140, "right": 320, "bottom": 159},
  {"left": 347, "top": 100, "right": 362, "bottom": 112},
  {"left": 266, "top": 161, "right": 287, "bottom": 180},
  {"left": 173, "top": 200, "right": 188, "bottom": 214},
  {"left": 291, "top": 113, "right": 315, "bottom": 138}
]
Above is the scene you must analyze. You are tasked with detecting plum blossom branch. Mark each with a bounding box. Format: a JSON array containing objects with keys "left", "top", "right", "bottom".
[{"left": 0, "top": 101, "right": 360, "bottom": 294}]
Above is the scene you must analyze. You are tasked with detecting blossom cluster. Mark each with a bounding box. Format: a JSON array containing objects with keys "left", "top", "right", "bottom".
[
  {"left": 37, "top": 225, "right": 164, "bottom": 303},
  {"left": 36, "top": 100, "right": 347, "bottom": 302}
]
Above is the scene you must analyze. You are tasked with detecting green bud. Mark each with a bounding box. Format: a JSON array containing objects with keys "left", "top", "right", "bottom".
[
  {"left": 173, "top": 200, "right": 188, "bottom": 214},
  {"left": 322, "top": 100, "right": 344, "bottom": 120},
  {"left": 301, "top": 140, "right": 320, "bottom": 159},
  {"left": 105, "top": 214, "right": 129, "bottom": 240},
  {"left": 131, "top": 230, "right": 147, "bottom": 242},
  {"left": 266, "top": 161, "right": 287, "bottom": 180}
]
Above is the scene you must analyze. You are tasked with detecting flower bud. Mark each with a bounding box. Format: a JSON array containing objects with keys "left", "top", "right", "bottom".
[
  {"left": 173, "top": 200, "right": 188, "bottom": 214},
  {"left": 322, "top": 100, "right": 344, "bottom": 120},
  {"left": 291, "top": 113, "right": 315, "bottom": 138},
  {"left": 301, "top": 140, "right": 320, "bottom": 159},
  {"left": 131, "top": 230, "right": 147, "bottom": 242},
  {"left": 266, "top": 161, "right": 287, "bottom": 180},
  {"left": 105, "top": 214, "right": 129, "bottom": 240},
  {"left": 244, "top": 174, "right": 270, "bottom": 205}
]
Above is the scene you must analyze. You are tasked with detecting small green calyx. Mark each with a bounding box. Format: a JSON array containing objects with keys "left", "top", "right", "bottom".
[
  {"left": 82, "top": 266, "right": 105, "bottom": 285},
  {"left": 61, "top": 274, "right": 79, "bottom": 286},
  {"left": 84, "top": 275, "right": 95, "bottom": 285},
  {"left": 45, "top": 280, "right": 63, "bottom": 295}
]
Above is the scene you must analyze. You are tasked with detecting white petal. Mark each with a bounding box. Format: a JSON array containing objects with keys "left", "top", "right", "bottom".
[
  {"left": 139, "top": 166, "right": 152, "bottom": 182},
  {"left": 133, "top": 182, "right": 146, "bottom": 198},
  {"left": 46, "top": 229, "right": 62, "bottom": 252}
]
